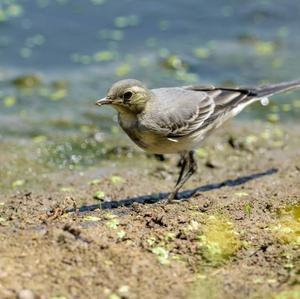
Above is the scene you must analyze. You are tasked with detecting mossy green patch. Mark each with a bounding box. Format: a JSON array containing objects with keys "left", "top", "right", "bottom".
[
  {"left": 114, "top": 15, "right": 139, "bottom": 28},
  {"left": 267, "top": 113, "right": 280, "bottom": 123},
  {"left": 115, "top": 63, "right": 131, "bottom": 76},
  {"left": 106, "top": 218, "right": 119, "bottom": 229},
  {"left": 12, "top": 179, "right": 25, "bottom": 188},
  {"left": 12, "top": 74, "right": 42, "bottom": 89},
  {"left": 49, "top": 88, "right": 68, "bottom": 101},
  {"left": 83, "top": 215, "right": 101, "bottom": 222},
  {"left": 198, "top": 215, "right": 241, "bottom": 264},
  {"left": 32, "top": 135, "right": 47, "bottom": 143},
  {"left": 270, "top": 205, "right": 300, "bottom": 245},
  {"left": 195, "top": 148, "right": 208, "bottom": 159},
  {"left": 116, "top": 230, "right": 126, "bottom": 239},
  {"left": 3, "top": 96, "right": 17, "bottom": 107},
  {"left": 244, "top": 203, "right": 253, "bottom": 216},
  {"left": 188, "top": 276, "right": 221, "bottom": 299},
  {"left": 93, "top": 50, "right": 116, "bottom": 62},
  {"left": 272, "top": 286, "right": 300, "bottom": 299},
  {"left": 193, "top": 47, "right": 210, "bottom": 59},
  {"left": 0, "top": 3, "right": 23, "bottom": 22},
  {"left": 111, "top": 175, "right": 125, "bottom": 185},
  {"left": 60, "top": 187, "right": 74, "bottom": 193},
  {"left": 254, "top": 41, "right": 276, "bottom": 56},
  {"left": 151, "top": 246, "right": 170, "bottom": 265},
  {"left": 93, "top": 191, "right": 106, "bottom": 200},
  {"left": 108, "top": 294, "right": 121, "bottom": 299},
  {"left": 160, "top": 54, "right": 187, "bottom": 71},
  {"left": 88, "top": 179, "right": 101, "bottom": 185}
]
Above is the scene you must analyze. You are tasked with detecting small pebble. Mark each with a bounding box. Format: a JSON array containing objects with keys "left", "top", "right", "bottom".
[{"left": 18, "top": 289, "right": 35, "bottom": 299}]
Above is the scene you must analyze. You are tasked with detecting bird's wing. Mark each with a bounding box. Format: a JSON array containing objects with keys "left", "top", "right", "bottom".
[
  {"left": 140, "top": 87, "right": 215, "bottom": 137},
  {"left": 140, "top": 85, "right": 254, "bottom": 137},
  {"left": 185, "top": 85, "right": 254, "bottom": 129}
]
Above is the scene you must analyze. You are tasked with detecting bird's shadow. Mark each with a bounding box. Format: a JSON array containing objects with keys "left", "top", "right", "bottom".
[{"left": 72, "top": 168, "right": 278, "bottom": 213}]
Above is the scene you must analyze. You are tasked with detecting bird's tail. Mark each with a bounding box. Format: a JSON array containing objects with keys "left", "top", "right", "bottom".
[
  {"left": 251, "top": 79, "right": 300, "bottom": 98},
  {"left": 216, "top": 79, "right": 300, "bottom": 118}
]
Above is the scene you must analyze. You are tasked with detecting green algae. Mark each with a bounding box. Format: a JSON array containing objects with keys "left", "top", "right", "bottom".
[
  {"left": 272, "top": 286, "right": 300, "bottom": 299},
  {"left": 0, "top": 2, "right": 23, "bottom": 22},
  {"left": 195, "top": 148, "right": 208, "bottom": 159},
  {"left": 193, "top": 47, "right": 210, "bottom": 59},
  {"left": 108, "top": 294, "right": 121, "bottom": 299},
  {"left": 116, "top": 230, "right": 126, "bottom": 239},
  {"left": 151, "top": 246, "right": 170, "bottom": 265},
  {"left": 106, "top": 218, "right": 119, "bottom": 229},
  {"left": 83, "top": 215, "right": 101, "bottom": 222},
  {"left": 244, "top": 203, "right": 253, "bottom": 217},
  {"left": 267, "top": 113, "right": 280, "bottom": 123},
  {"left": 60, "top": 187, "right": 74, "bottom": 193},
  {"left": 12, "top": 179, "right": 25, "bottom": 188},
  {"left": 188, "top": 276, "right": 221, "bottom": 299},
  {"left": 270, "top": 205, "right": 300, "bottom": 245},
  {"left": 93, "top": 191, "right": 106, "bottom": 200},
  {"left": 88, "top": 179, "right": 101, "bottom": 186},
  {"left": 3, "top": 96, "right": 17, "bottom": 108},
  {"left": 99, "top": 29, "right": 124, "bottom": 41},
  {"left": 93, "top": 51, "right": 116, "bottom": 62},
  {"left": 254, "top": 41, "right": 277, "bottom": 56},
  {"left": 12, "top": 74, "right": 42, "bottom": 89},
  {"left": 114, "top": 15, "right": 139, "bottom": 28},
  {"left": 198, "top": 215, "right": 242, "bottom": 264},
  {"left": 115, "top": 63, "right": 131, "bottom": 76},
  {"left": 110, "top": 175, "right": 125, "bottom": 185},
  {"left": 160, "top": 54, "right": 187, "bottom": 71},
  {"left": 49, "top": 88, "right": 68, "bottom": 101}
]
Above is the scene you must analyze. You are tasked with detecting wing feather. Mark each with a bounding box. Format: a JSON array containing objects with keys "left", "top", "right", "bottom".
[
  {"left": 140, "top": 88, "right": 215, "bottom": 137},
  {"left": 140, "top": 85, "right": 255, "bottom": 138}
]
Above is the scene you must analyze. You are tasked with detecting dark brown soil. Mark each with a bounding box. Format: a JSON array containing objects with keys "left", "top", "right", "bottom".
[{"left": 1, "top": 122, "right": 300, "bottom": 299}]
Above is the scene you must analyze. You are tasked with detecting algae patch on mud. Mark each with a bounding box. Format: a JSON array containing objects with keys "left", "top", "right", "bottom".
[
  {"left": 270, "top": 205, "right": 300, "bottom": 245},
  {"left": 272, "top": 286, "right": 300, "bottom": 299},
  {"left": 198, "top": 215, "right": 242, "bottom": 264},
  {"left": 188, "top": 276, "right": 221, "bottom": 299}
]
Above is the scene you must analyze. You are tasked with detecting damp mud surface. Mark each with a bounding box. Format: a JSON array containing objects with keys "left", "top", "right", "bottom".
[{"left": 0, "top": 122, "right": 300, "bottom": 299}]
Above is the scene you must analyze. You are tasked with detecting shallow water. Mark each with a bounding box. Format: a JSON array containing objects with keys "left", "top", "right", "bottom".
[{"left": 0, "top": 0, "right": 300, "bottom": 189}]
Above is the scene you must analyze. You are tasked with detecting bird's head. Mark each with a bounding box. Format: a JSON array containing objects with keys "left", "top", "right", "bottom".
[{"left": 96, "top": 79, "right": 151, "bottom": 114}]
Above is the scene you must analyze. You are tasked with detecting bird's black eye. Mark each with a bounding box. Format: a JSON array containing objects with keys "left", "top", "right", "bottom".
[{"left": 123, "top": 91, "right": 133, "bottom": 103}]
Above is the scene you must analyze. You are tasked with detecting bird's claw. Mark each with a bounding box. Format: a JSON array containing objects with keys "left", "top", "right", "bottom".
[{"left": 167, "top": 192, "right": 181, "bottom": 204}]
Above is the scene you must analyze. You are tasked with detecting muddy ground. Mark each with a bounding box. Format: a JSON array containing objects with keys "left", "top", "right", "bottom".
[{"left": 0, "top": 122, "right": 300, "bottom": 299}]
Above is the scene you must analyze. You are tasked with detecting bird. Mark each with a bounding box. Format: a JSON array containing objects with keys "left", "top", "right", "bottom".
[{"left": 96, "top": 79, "right": 300, "bottom": 202}]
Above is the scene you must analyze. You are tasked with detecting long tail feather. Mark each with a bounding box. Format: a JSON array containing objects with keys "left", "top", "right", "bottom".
[{"left": 252, "top": 79, "right": 300, "bottom": 97}]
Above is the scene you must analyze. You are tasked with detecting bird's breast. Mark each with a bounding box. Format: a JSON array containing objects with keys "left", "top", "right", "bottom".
[{"left": 118, "top": 114, "right": 154, "bottom": 150}]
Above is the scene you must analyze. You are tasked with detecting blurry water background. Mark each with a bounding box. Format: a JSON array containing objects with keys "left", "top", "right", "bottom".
[{"left": 0, "top": 0, "right": 300, "bottom": 191}]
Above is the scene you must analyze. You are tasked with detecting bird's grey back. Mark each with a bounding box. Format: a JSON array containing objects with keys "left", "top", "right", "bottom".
[
  {"left": 141, "top": 87, "right": 214, "bottom": 137},
  {"left": 150, "top": 87, "right": 209, "bottom": 114}
]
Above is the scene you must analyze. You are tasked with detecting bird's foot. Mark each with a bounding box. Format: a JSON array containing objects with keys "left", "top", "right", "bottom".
[{"left": 167, "top": 192, "right": 181, "bottom": 204}]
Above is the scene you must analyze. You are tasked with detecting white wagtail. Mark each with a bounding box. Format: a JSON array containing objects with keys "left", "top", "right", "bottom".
[{"left": 96, "top": 79, "right": 300, "bottom": 201}]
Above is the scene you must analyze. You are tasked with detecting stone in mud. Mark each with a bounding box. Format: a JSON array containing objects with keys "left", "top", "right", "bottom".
[{"left": 18, "top": 289, "right": 35, "bottom": 299}]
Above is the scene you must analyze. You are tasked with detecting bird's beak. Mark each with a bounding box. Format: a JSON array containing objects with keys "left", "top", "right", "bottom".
[{"left": 95, "top": 97, "right": 112, "bottom": 106}]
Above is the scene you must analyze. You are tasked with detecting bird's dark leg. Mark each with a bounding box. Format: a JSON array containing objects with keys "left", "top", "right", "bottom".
[
  {"left": 168, "top": 151, "right": 197, "bottom": 202},
  {"left": 176, "top": 154, "right": 187, "bottom": 185}
]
